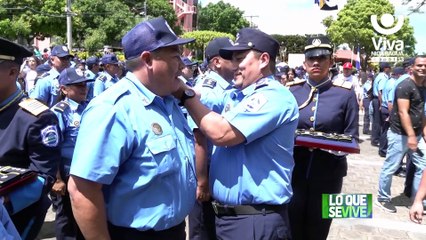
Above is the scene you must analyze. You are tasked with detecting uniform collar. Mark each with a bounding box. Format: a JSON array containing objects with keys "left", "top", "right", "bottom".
[
  {"left": 240, "top": 75, "right": 274, "bottom": 96},
  {"left": 65, "top": 98, "right": 81, "bottom": 111},
  {"left": 0, "top": 88, "right": 22, "bottom": 108},
  {"left": 50, "top": 68, "right": 60, "bottom": 77},
  {"left": 307, "top": 77, "right": 332, "bottom": 89},
  {"left": 125, "top": 72, "right": 172, "bottom": 107}
]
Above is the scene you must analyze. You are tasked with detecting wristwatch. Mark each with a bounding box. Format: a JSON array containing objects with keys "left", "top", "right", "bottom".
[{"left": 179, "top": 89, "right": 195, "bottom": 106}]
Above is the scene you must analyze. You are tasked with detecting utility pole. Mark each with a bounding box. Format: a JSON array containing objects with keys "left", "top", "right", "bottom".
[
  {"left": 245, "top": 15, "right": 259, "bottom": 28},
  {"left": 144, "top": 1, "right": 147, "bottom": 20},
  {"left": 66, "top": 0, "right": 72, "bottom": 50}
]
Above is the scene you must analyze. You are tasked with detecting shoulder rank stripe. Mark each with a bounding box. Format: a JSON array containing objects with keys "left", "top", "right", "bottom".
[
  {"left": 286, "top": 79, "right": 306, "bottom": 87},
  {"left": 333, "top": 78, "right": 352, "bottom": 90},
  {"left": 202, "top": 78, "right": 217, "bottom": 88},
  {"left": 19, "top": 98, "right": 49, "bottom": 116},
  {"left": 53, "top": 101, "right": 70, "bottom": 113}
]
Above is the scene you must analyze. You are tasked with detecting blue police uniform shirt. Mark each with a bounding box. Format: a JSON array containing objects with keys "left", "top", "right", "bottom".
[
  {"left": 92, "top": 71, "right": 118, "bottom": 97},
  {"left": 30, "top": 68, "right": 60, "bottom": 107},
  {"left": 0, "top": 201, "right": 20, "bottom": 240},
  {"left": 51, "top": 98, "right": 86, "bottom": 177},
  {"left": 362, "top": 79, "right": 372, "bottom": 99},
  {"left": 187, "top": 71, "right": 233, "bottom": 159},
  {"left": 85, "top": 70, "right": 99, "bottom": 101},
  {"left": 382, "top": 77, "right": 396, "bottom": 108},
  {"left": 210, "top": 76, "right": 299, "bottom": 205},
  {"left": 373, "top": 72, "right": 388, "bottom": 97},
  {"left": 388, "top": 73, "right": 410, "bottom": 104},
  {"left": 70, "top": 71, "right": 196, "bottom": 231}
]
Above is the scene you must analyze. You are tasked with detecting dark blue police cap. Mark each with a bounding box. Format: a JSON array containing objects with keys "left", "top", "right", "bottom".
[
  {"left": 122, "top": 17, "right": 195, "bottom": 60},
  {"left": 219, "top": 28, "right": 279, "bottom": 60},
  {"left": 205, "top": 37, "right": 234, "bottom": 61},
  {"left": 304, "top": 35, "right": 333, "bottom": 58},
  {"left": 59, "top": 67, "right": 90, "bottom": 86},
  {"left": 36, "top": 64, "right": 51, "bottom": 75},
  {"left": 86, "top": 56, "right": 99, "bottom": 67},
  {"left": 0, "top": 37, "right": 33, "bottom": 65},
  {"left": 181, "top": 57, "right": 197, "bottom": 66},
  {"left": 51, "top": 45, "right": 73, "bottom": 58},
  {"left": 402, "top": 58, "right": 414, "bottom": 68},
  {"left": 275, "top": 65, "right": 289, "bottom": 77},
  {"left": 392, "top": 67, "right": 405, "bottom": 75},
  {"left": 101, "top": 54, "right": 119, "bottom": 65},
  {"left": 379, "top": 62, "right": 391, "bottom": 70}
]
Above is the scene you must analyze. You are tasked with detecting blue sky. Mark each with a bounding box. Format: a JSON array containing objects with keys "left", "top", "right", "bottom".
[{"left": 201, "top": 0, "right": 426, "bottom": 54}]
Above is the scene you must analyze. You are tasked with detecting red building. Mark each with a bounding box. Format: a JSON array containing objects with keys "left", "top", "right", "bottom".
[{"left": 169, "top": 0, "right": 197, "bottom": 32}]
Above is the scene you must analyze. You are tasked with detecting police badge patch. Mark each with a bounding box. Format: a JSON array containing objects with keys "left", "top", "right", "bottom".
[
  {"left": 41, "top": 125, "right": 59, "bottom": 147},
  {"left": 244, "top": 94, "right": 268, "bottom": 112}
]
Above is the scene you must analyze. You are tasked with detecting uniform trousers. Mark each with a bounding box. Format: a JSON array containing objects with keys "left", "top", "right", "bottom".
[
  {"left": 379, "top": 108, "right": 390, "bottom": 156},
  {"left": 52, "top": 191, "right": 84, "bottom": 240},
  {"left": 108, "top": 221, "right": 186, "bottom": 240},
  {"left": 362, "top": 98, "right": 371, "bottom": 133},
  {"left": 289, "top": 176, "right": 343, "bottom": 240},
  {"left": 188, "top": 199, "right": 216, "bottom": 240},
  {"left": 215, "top": 205, "right": 291, "bottom": 240},
  {"left": 371, "top": 98, "right": 381, "bottom": 145}
]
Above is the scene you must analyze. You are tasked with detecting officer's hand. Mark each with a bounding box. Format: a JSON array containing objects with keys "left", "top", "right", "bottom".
[
  {"left": 409, "top": 200, "right": 424, "bottom": 224},
  {"left": 196, "top": 183, "right": 211, "bottom": 202},
  {"left": 407, "top": 135, "right": 418, "bottom": 152},
  {"left": 51, "top": 179, "right": 66, "bottom": 196}
]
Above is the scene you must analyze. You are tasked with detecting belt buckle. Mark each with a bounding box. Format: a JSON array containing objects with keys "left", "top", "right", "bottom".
[{"left": 212, "top": 201, "right": 235, "bottom": 216}]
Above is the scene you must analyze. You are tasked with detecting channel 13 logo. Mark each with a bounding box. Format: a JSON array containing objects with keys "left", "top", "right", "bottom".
[{"left": 371, "top": 13, "right": 404, "bottom": 35}]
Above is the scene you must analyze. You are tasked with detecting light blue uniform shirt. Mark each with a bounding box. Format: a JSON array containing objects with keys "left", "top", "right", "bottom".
[
  {"left": 188, "top": 71, "right": 233, "bottom": 159},
  {"left": 30, "top": 68, "right": 60, "bottom": 107},
  {"left": 382, "top": 78, "right": 396, "bottom": 109},
  {"left": 85, "top": 70, "right": 98, "bottom": 101},
  {"left": 389, "top": 73, "right": 410, "bottom": 104},
  {"left": 70, "top": 72, "right": 196, "bottom": 231},
  {"left": 92, "top": 72, "right": 118, "bottom": 97},
  {"left": 51, "top": 98, "right": 86, "bottom": 176},
  {"left": 210, "top": 76, "right": 299, "bottom": 205},
  {"left": 373, "top": 72, "right": 388, "bottom": 97},
  {"left": 362, "top": 79, "right": 372, "bottom": 99}
]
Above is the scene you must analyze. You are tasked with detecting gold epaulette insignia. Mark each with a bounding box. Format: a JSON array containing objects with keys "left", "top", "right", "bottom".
[
  {"left": 19, "top": 98, "right": 49, "bottom": 116},
  {"left": 333, "top": 78, "right": 352, "bottom": 90},
  {"left": 286, "top": 79, "right": 306, "bottom": 87}
]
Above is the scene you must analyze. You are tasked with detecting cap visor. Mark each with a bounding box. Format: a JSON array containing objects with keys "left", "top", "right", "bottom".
[
  {"left": 163, "top": 38, "right": 195, "bottom": 48},
  {"left": 219, "top": 46, "right": 250, "bottom": 60},
  {"left": 56, "top": 53, "right": 74, "bottom": 58},
  {"left": 305, "top": 49, "right": 331, "bottom": 58}
]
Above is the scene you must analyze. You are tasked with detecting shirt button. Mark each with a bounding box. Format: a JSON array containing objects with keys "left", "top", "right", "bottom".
[
  {"left": 313, "top": 98, "right": 317, "bottom": 102},
  {"left": 310, "top": 116, "right": 315, "bottom": 122},
  {"left": 311, "top": 106, "right": 316, "bottom": 111},
  {"left": 309, "top": 127, "right": 315, "bottom": 131}
]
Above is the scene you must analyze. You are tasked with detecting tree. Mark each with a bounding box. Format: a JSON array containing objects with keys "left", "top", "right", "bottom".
[
  {"left": 403, "top": 0, "right": 426, "bottom": 13},
  {"left": 197, "top": 0, "right": 249, "bottom": 36},
  {"left": 270, "top": 34, "right": 307, "bottom": 62},
  {"left": 325, "top": 0, "right": 416, "bottom": 65},
  {"left": 181, "top": 30, "right": 234, "bottom": 60}
]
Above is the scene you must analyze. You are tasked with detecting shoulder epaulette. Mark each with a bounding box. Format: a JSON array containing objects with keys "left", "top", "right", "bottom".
[
  {"left": 97, "top": 75, "right": 107, "bottom": 82},
  {"left": 286, "top": 79, "right": 306, "bottom": 87},
  {"left": 202, "top": 78, "right": 217, "bottom": 89},
  {"left": 333, "top": 78, "right": 353, "bottom": 90},
  {"left": 19, "top": 98, "right": 49, "bottom": 116},
  {"left": 52, "top": 101, "right": 70, "bottom": 113},
  {"left": 40, "top": 72, "right": 50, "bottom": 78},
  {"left": 255, "top": 78, "right": 270, "bottom": 90}
]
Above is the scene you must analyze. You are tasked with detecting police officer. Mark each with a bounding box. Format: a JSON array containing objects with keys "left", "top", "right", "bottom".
[
  {"left": 181, "top": 56, "right": 198, "bottom": 85},
  {"left": 0, "top": 37, "right": 60, "bottom": 239},
  {"left": 30, "top": 45, "right": 72, "bottom": 107},
  {"left": 179, "top": 28, "right": 298, "bottom": 240},
  {"left": 187, "top": 37, "right": 235, "bottom": 240},
  {"left": 51, "top": 67, "right": 92, "bottom": 240},
  {"left": 287, "top": 35, "right": 359, "bottom": 240},
  {"left": 85, "top": 56, "right": 100, "bottom": 101},
  {"left": 92, "top": 54, "right": 120, "bottom": 97},
  {"left": 67, "top": 17, "right": 196, "bottom": 240}
]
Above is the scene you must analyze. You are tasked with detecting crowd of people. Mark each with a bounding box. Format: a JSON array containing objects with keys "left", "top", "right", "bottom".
[{"left": 1, "top": 15, "right": 426, "bottom": 240}]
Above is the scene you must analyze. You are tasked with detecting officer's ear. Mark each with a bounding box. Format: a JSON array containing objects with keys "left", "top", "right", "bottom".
[{"left": 141, "top": 51, "right": 153, "bottom": 68}]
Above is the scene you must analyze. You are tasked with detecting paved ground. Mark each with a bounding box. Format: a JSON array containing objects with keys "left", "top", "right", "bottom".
[{"left": 37, "top": 113, "right": 426, "bottom": 240}]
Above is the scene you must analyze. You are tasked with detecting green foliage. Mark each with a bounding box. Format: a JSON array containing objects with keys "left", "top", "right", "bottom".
[
  {"left": 325, "top": 0, "right": 416, "bottom": 59},
  {"left": 198, "top": 0, "right": 250, "bottom": 36},
  {"left": 181, "top": 30, "right": 234, "bottom": 60}
]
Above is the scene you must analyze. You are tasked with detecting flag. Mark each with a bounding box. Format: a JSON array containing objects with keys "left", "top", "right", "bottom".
[
  {"left": 316, "top": 0, "right": 338, "bottom": 11},
  {"left": 355, "top": 46, "right": 361, "bottom": 70}
]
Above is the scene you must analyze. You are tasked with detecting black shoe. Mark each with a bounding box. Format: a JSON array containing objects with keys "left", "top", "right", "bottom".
[
  {"left": 371, "top": 142, "right": 379, "bottom": 147},
  {"left": 375, "top": 199, "right": 397, "bottom": 213},
  {"left": 379, "top": 152, "right": 386, "bottom": 157},
  {"left": 363, "top": 130, "right": 371, "bottom": 135}
]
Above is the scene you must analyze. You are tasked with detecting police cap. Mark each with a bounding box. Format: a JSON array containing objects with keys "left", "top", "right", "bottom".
[
  {"left": 51, "top": 45, "right": 73, "bottom": 58},
  {"left": 122, "top": 17, "right": 195, "bottom": 60},
  {"left": 36, "top": 64, "right": 52, "bottom": 75},
  {"left": 86, "top": 56, "right": 100, "bottom": 67},
  {"left": 392, "top": 67, "right": 405, "bottom": 75},
  {"left": 0, "top": 37, "right": 32, "bottom": 65},
  {"left": 180, "top": 57, "right": 197, "bottom": 67},
  {"left": 101, "top": 54, "right": 119, "bottom": 65},
  {"left": 59, "top": 67, "right": 91, "bottom": 86},
  {"left": 304, "top": 35, "right": 333, "bottom": 58},
  {"left": 205, "top": 37, "right": 234, "bottom": 61},
  {"left": 219, "top": 28, "right": 280, "bottom": 61}
]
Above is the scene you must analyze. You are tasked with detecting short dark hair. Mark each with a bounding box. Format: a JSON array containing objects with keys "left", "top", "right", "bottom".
[{"left": 412, "top": 55, "right": 426, "bottom": 65}]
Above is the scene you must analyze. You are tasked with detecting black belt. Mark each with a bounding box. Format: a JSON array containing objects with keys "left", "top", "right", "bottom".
[{"left": 211, "top": 201, "right": 287, "bottom": 216}]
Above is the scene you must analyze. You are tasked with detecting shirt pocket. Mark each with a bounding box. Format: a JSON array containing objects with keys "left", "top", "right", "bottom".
[{"left": 146, "top": 134, "right": 179, "bottom": 175}]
